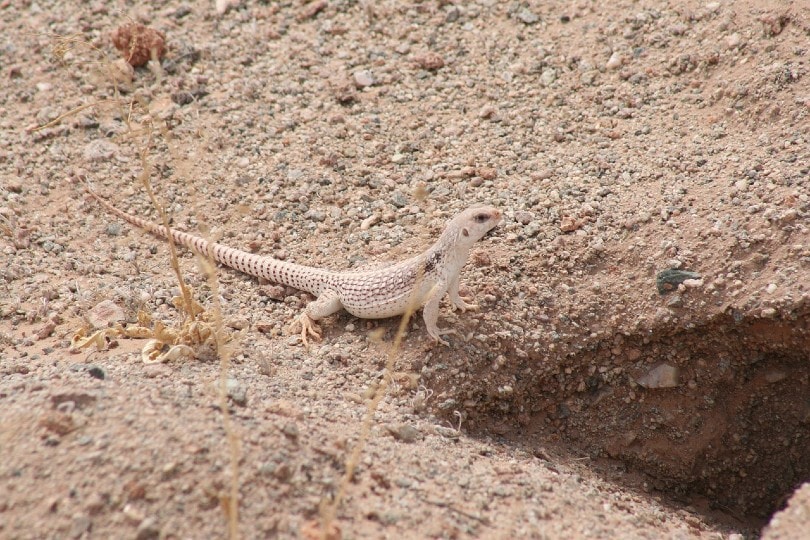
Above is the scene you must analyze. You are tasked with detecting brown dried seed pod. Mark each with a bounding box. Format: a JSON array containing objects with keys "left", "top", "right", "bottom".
[{"left": 111, "top": 23, "right": 167, "bottom": 67}]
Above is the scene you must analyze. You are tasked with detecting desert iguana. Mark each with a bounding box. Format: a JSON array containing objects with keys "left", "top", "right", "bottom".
[{"left": 87, "top": 187, "right": 502, "bottom": 345}]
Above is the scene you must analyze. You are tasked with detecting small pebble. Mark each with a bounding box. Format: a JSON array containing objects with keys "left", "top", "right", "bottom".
[
  {"left": 477, "top": 167, "right": 497, "bottom": 180},
  {"left": 387, "top": 423, "right": 420, "bottom": 443},
  {"left": 726, "top": 33, "right": 742, "bottom": 49},
  {"left": 764, "top": 371, "right": 786, "bottom": 384},
  {"left": 226, "top": 378, "right": 247, "bottom": 406},
  {"left": 105, "top": 223, "right": 122, "bottom": 236},
  {"left": 110, "top": 58, "right": 134, "bottom": 84},
  {"left": 281, "top": 422, "right": 299, "bottom": 439},
  {"left": 83, "top": 140, "right": 119, "bottom": 162},
  {"left": 135, "top": 517, "right": 160, "bottom": 540},
  {"left": 85, "top": 493, "right": 105, "bottom": 515},
  {"left": 514, "top": 211, "right": 534, "bottom": 225},
  {"left": 215, "top": 0, "right": 239, "bottom": 15},
  {"left": 517, "top": 8, "right": 539, "bottom": 24},
  {"left": 360, "top": 215, "right": 379, "bottom": 230},
  {"left": 606, "top": 52, "right": 623, "bottom": 70},
  {"left": 479, "top": 104, "right": 497, "bottom": 119},
  {"left": 761, "top": 307, "right": 777, "bottom": 318},
  {"left": 656, "top": 269, "right": 701, "bottom": 294},
  {"left": 637, "top": 364, "right": 679, "bottom": 389},
  {"left": 540, "top": 68, "right": 557, "bottom": 87},
  {"left": 227, "top": 318, "right": 249, "bottom": 330},
  {"left": 391, "top": 192, "right": 408, "bottom": 208},
  {"left": 353, "top": 70, "right": 375, "bottom": 88},
  {"left": 414, "top": 52, "right": 444, "bottom": 70},
  {"left": 70, "top": 514, "right": 92, "bottom": 538},
  {"left": 77, "top": 435, "right": 94, "bottom": 446}
]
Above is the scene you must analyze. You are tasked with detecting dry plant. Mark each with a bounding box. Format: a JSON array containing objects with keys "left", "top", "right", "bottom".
[
  {"left": 42, "top": 30, "right": 242, "bottom": 539},
  {"left": 315, "top": 265, "right": 435, "bottom": 539},
  {"left": 311, "top": 189, "right": 436, "bottom": 540},
  {"left": 196, "top": 250, "right": 241, "bottom": 539},
  {"left": 0, "top": 212, "right": 16, "bottom": 245},
  {"left": 44, "top": 27, "right": 440, "bottom": 540}
]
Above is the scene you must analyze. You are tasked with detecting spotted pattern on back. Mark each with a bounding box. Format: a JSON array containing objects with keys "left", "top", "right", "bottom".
[{"left": 89, "top": 189, "right": 500, "bottom": 326}]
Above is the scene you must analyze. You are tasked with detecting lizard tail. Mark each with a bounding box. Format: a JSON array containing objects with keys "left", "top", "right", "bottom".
[{"left": 85, "top": 183, "right": 332, "bottom": 294}]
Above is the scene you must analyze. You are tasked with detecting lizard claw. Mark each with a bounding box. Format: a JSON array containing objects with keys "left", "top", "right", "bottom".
[
  {"left": 291, "top": 313, "right": 322, "bottom": 347},
  {"left": 430, "top": 328, "right": 457, "bottom": 347},
  {"left": 451, "top": 299, "right": 479, "bottom": 313}
]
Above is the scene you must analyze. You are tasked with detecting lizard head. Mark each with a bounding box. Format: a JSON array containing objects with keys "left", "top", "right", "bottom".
[{"left": 447, "top": 206, "right": 502, "bottom": 248}]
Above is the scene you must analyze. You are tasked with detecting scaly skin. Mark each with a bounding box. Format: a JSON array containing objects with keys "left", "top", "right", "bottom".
[{"left": 87, "top": 186, "right": 501, "bottom": 345}]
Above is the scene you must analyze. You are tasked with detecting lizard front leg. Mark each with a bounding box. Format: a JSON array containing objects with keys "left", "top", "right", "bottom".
[
  {"left": 447, "top": 272, "right": 479, "bottom": 313},
  {"left": 291, "top": 289, "right": 343, "bottom": 346},
  {"left": 422, "top": 281, "right": 456, "bottom": 346}
]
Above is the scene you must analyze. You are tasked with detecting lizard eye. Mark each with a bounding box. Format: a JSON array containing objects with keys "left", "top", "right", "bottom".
[{"left": 474, "top": 213, "right": 489, "bottom": 223}]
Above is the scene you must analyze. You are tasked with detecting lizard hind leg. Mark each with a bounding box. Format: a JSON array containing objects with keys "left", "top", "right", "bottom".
[
  {"left": 290, "top": 289, "right": 344, "bottom": 346},
  {"left": 291, "top": 313, "right": 322, "bottom": 347}
]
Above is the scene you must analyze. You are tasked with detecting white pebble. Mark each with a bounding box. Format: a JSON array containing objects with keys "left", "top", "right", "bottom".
[
  {"left": 540, "top": 68, "right": 557, "bottom": 86},
  {"left": 637, "top": 364, "right": 679, "bottom": 389},
  {"left": 353, "top": 70, "right": 375, "bottom": 88},
  {"left": 83, "top": 140, "right": 119, "bottom": 162},
  {"left": 360, "top": 214, "right": 379, "bottom": 230},
  {"left": 606, "top": 52, "right": 623, "bottom": 70},
  {"left": 726, "top": 33, "right": 742, "bottom": 49}
]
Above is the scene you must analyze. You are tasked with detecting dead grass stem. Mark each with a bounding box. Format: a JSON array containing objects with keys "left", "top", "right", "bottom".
[
  {"left": 46, "top": 30, "right": 240, "bottom": 538},
  {"left": 318, "top": 275, "right": 433, "bottom": 538}
]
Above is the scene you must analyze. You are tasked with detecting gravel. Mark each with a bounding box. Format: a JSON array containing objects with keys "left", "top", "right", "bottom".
[{"left": 1, "top": 0, "right": 807, "bottom": 538}]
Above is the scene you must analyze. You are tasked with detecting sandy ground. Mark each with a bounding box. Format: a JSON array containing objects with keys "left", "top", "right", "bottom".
[{"left": 1, "top": 0, "right": 808, "bottom": 538}]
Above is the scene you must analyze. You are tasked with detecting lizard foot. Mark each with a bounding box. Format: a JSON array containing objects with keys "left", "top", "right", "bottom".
[
  {"left": 451, "top": 298, "right": 479, "bottom": 313},
  {"left": 291, "top": 313, "right": 322, "bottom": 347},
  {"left": 429, "top": 328, "right": 457, "bottom": 347}
]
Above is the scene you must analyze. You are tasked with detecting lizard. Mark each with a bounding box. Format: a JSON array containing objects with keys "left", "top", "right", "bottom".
[{"left": 86, "top": 186, "right": 502, "bottom": 346}]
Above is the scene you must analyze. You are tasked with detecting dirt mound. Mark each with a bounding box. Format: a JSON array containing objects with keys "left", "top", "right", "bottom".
[{"left": 427, "top": 302, "right": 809, "bottom": 524}]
